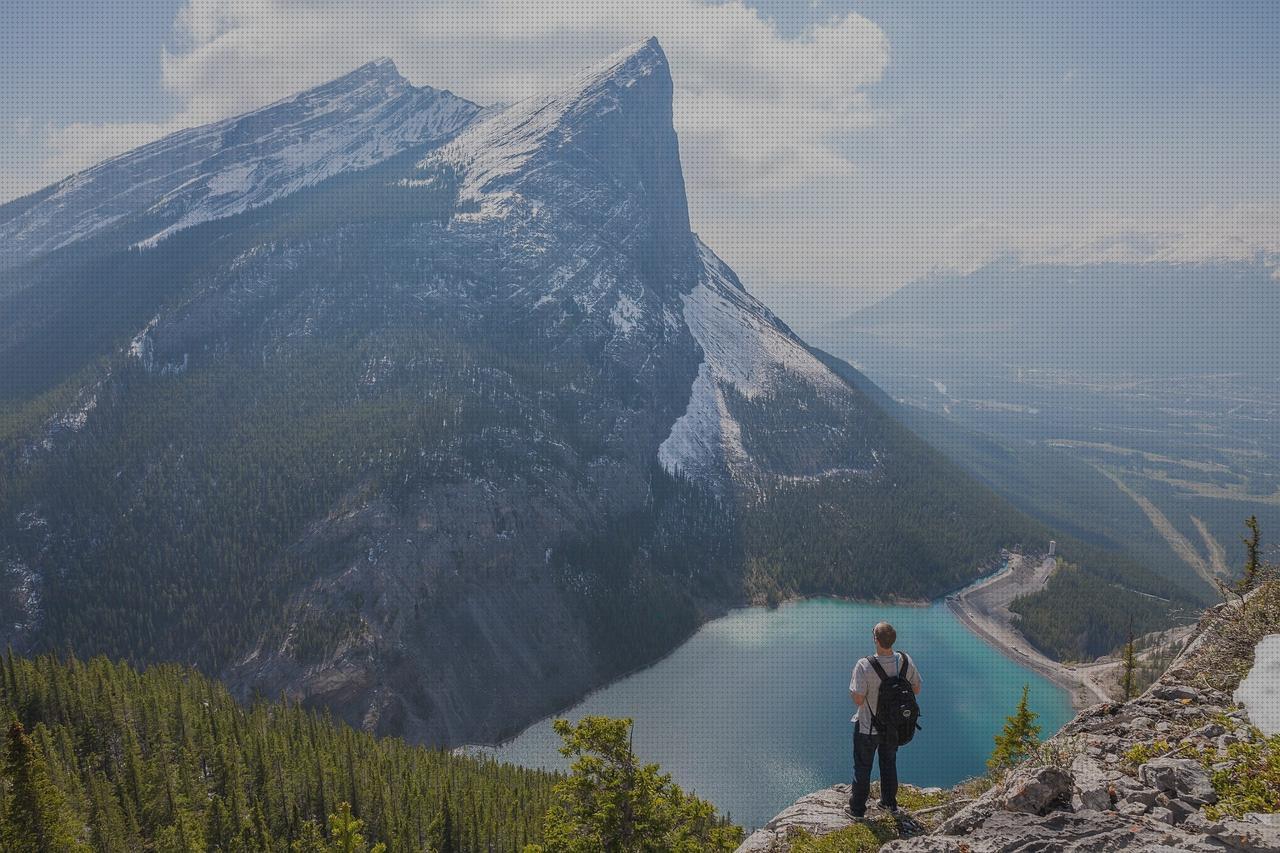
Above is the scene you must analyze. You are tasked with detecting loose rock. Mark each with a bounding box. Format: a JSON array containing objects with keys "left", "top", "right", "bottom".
[{"left": 1139, "top": 757, "right": 1218, "bottom": 806}]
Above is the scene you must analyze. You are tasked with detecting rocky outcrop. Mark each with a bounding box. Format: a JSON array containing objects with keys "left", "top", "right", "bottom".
[
  {"left": 744, "top": 590, "right": 1280, "bottom": 853},
  {"left": 736, "top": 785, "right": 858, "bottom": 851},
  {"left": 736, "top": 784, "right": 933, "bottom": 853}
]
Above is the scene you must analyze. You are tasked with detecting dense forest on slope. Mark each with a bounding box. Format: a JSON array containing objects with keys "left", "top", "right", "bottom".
[
  {"left": 725, "top": 379, "right": 1041, "bottom": 601},
  {"left": 0, "top": 653, "right": 557, "bottom": 851},
  {"left": 1008, "top": 560, "right": 1191, "bottom": 661}
]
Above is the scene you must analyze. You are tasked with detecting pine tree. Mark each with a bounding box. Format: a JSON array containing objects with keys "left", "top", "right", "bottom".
[
  {"left": 1239, "top": 516, "right": 1262, "bottom": 593},
  {"left": 528, "top": 717, "right": 740, "bottom": 853},
  {"left": 290, "top": 820, "right": 326, "bottom": 853},
  {"left": 427, "top": 800, "right": 455, "bottom": 853},
  {"left": 2, "top": 720, "right": 85, "bottom": 852},
  {"left": 987, "top": 685, "right": 1043, "bottom": 774},
  {"left": 1121, "top": 630, "right": 1137, "bottom": 700},
  {"left": 327, "top": 802, "right": 385, "bottom": 853}
]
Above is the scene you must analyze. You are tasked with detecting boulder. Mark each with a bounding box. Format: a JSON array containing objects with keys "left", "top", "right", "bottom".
[
  {"left": 1069, "top": 754, "right": 1120, "bottom": 812},
  {"left": 1139, "top": 757, "right": 1218, "bottom": 805},
  {"left": 1118, "top": 800, "right": 1148, "bottom": 817},
  {"left": 1002, "top": 766, "right": 1073, "bottom": 815},
  {"left": 733, "top": 785, "right": 854, "bottom": 852},
  {"left": 1151, "top": 684, "right": 1201, "bottom": 702},
  {"left": 1074, "top": 787, "right": 1112, "bottom": 812},
  {"left": 1166, "top": 798, "right": 1196, "bottom": 824},
  {"left": 1120, "top": 788, "right": 1159, "bottom": 808}
]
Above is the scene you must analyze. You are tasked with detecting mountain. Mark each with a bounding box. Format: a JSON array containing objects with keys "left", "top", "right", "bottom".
[
  {"left": 0, "top": 40, "right": 1181, "bottom": 746},
  {"left": 818, "top": 259, "right": 1279, "bottom": 595},
  {"left": 830, "top": 258, "right": 1280, "bottom": 378},
  {"left": 0, "top": 58, "right": 480, "bottom": 276}
]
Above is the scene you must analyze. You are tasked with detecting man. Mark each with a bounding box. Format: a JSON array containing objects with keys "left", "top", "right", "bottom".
[{"left": 847, "top": 621, "right": 922, "bottom": 817}]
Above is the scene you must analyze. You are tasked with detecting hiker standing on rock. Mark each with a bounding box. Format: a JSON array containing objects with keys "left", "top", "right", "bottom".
[{"left": 847, "top": 621, "right": 923, "bottom": 818}]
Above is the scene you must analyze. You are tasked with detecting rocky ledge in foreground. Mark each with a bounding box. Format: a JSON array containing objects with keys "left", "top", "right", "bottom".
[{"left": 741, "top": 585, "right": 1280, "bottom": 852}]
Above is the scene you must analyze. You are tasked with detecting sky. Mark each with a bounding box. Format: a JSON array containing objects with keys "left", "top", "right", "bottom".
[{"left": 2, "top": 0, "right": 1278, "bottom": 331}]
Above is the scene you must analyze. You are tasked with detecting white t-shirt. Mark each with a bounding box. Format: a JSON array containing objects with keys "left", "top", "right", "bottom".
[{"left": 850, "top": 652, "right": 922, "bottom": 735}]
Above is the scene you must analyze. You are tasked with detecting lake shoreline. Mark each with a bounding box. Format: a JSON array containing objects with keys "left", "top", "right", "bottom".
[
  {"left": 944, "top": 553, "right": 1112, "bottom": 709},
  {"left": 483, "top": 595, "right": 1078, "bottom": 830},
  {"left": 471, "top": 554, "right": 1079, "bottom": 752}
]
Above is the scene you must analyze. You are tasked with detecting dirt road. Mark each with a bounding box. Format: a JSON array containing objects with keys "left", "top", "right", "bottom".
[{"left": 947, "top": 555, "right": 1113, "bottom": 708}]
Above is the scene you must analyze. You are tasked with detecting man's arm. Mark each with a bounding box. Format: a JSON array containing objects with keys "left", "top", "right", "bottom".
[{"left": 850, "top": 661, "right": 866, "bottom": 707}]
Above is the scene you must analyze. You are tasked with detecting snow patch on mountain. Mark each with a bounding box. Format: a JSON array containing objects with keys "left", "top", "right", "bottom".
[
  {"left": 1237, "top": 635, "right": 1280, "bottom": 735},
  {"left": 659, "top": 240, "right": 851, "bottom": 481},
  {"left": 684, "top": 245, "right": 847, "bottom": 402},
  {"left": 206, "top": 163, "right": 257, "bottom": 196},
  {"left": 609, "top": 293, "right": 643, "bottom": 335}
]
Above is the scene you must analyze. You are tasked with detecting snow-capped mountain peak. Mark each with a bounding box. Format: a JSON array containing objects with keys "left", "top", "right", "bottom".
[
  {"left": 421, "top": 36, "right": 693, "bottom": 291},
  {"left": 0, "top": 60, "right": 482, "bottom": 269},
  {"left": 428, "top": 37, "right": 669, "bottom": 204}
]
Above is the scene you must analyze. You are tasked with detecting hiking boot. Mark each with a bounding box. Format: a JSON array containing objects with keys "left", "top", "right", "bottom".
[{"left": 843, "top": 804, "right": 865, "bottom": 820}]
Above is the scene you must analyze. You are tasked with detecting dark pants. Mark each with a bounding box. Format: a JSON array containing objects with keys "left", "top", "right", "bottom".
[{"left": 850, "top": 730, "right": 899, "bottom": 814}]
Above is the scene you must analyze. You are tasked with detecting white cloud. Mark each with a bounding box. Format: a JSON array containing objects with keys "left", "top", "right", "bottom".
[
  {"left": 4, "top": 2, "right": 1275, "bottom": 332},
  {"left": 6, "top": 0, "right": 889, "bottom": 308},
  {"left": 156, "top": 0, "right": 889, "bottom": 201},
  {"left": 924, "top": 205, "right": 1280, "bottom": 276}
]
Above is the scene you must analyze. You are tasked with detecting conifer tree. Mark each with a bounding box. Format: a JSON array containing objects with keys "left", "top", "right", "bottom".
[
  {"left": 327, "top": 802, "right": 384, "bottom": 853},
  {"left": 290, "top": 820, "right": 326, "bottom": 853},
  {"left": 1239, "top": 516, "right": 1262, "bottom": 593},
  {"left": 987, "top": 685, "right": 1043, "bottom": 774},
  {"left": 528, "top": 717, "right": 740, "bottom": 853},
  {"left": 0, "top": 653, "right": 561, "bottom": 851},
  {"left": 2, "top": 720, "right": 85, "bottom": 852},
  {"left": 427, "top": 800, "right": 455, "bottom": 853},
  {"left": 1121, "top": 630, "right": 1137, "bottom": 700}
]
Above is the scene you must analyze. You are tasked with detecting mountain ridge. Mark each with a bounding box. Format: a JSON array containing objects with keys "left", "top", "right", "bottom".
[{"left": 0, "top": 57, "right": 482, "bottom": 272}]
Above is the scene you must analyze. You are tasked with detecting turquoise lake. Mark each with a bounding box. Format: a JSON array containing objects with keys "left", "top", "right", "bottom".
[{"left": 490, "top": 598, "right": 1074, "bottom": 830}]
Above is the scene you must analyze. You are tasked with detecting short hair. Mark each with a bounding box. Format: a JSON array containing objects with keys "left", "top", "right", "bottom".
[{"left": 873, "top": 622, "right": 897, "bottom": 648}]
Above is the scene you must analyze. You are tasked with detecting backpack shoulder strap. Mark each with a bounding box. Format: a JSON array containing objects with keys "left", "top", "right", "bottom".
[
  {"left": 898, "top": 652, "right": 910, "bottom": 681},
  {"left": 867, "top": 655, "right": 891, "bottom": 682}
]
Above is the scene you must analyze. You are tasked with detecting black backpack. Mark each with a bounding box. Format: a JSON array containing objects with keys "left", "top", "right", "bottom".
[{"left": 868, "top": 652, "right": 922, "bottom": 747}]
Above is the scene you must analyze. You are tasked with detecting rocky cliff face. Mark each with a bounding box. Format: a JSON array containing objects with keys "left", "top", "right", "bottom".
[{"left": 742, "top": 584, "right": 1280, "bottom": 852}]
